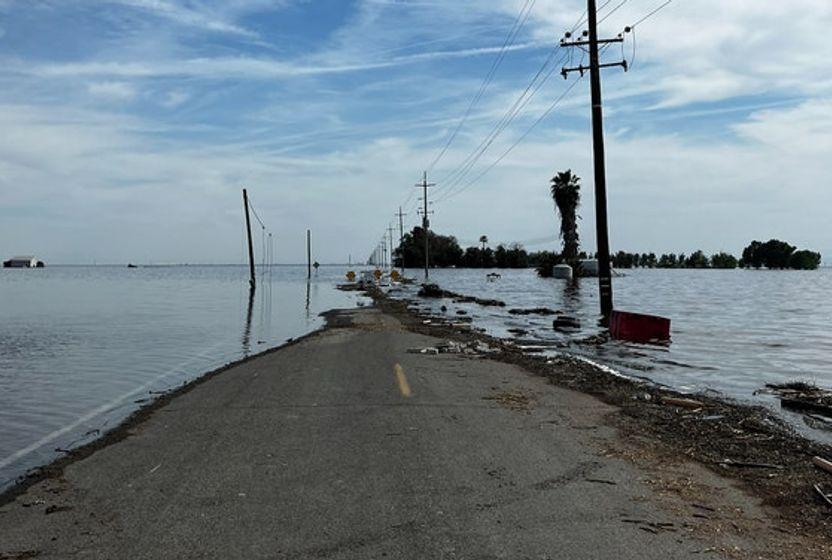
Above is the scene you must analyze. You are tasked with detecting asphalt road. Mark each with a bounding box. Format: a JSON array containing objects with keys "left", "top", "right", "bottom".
[{"left": 0, "top": 308, "right": 748, "bottom": 559}]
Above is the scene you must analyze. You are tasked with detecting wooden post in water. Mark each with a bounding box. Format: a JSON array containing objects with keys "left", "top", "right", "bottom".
[
  {"left": 306, "top": 229, "right": 312, "bottom": 279},
  {"left": 242, "top": 188, "right": 256, "bottom": 290}
]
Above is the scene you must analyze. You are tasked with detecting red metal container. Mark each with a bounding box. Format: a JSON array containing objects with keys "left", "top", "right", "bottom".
[{"left": 610, "top": 310, "right": 671, "bottom": 344}]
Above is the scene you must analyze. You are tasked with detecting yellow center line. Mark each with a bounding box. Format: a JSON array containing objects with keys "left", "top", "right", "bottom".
[{"left": 394, "top": 364, "right": 412, "bottom": 398}]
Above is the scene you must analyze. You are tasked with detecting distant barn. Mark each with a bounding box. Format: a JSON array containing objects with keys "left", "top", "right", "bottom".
[{"left": 3, "top": 256, "right": 44, "bottom": 268}]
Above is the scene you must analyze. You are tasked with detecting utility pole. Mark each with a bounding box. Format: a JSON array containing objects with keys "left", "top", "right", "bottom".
[
  {"left": 560, "top": 0, "right": 628, "bottom": 320},
  {"left": 395, "top": 207, "right": 406, "bottom": 272},
  {"left": 242, "top": 189, "right": 256, "bottom": 291},
  {"left": 415, "top": 171, "right": 435, "bottom": 280},
  {"left": 387, "top": 226, "right": 395, "bottom": 270},
  {"left": 306, "top": 229, "right": 311, "bottom": 279},
  {"left": 394, "top": 206, "right": 406, "bottom": 274}
]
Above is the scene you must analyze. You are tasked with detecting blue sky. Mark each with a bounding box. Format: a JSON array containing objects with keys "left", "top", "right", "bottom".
[{"left": 1, "top": 0, "right": 831, "bottom": 264}]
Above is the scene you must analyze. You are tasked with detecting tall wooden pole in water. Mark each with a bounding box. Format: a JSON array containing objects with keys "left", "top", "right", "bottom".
[
  {"left": 242, "top": 188, "right": 256, "bottom": 290},
  {"left": 306, "top": 229, "right": 312, "bottom": 279},
  {"left": 587, "top": 0, "right": 614, "bottom": 318}
]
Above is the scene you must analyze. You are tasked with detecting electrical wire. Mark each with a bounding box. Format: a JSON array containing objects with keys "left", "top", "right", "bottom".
[
  {"left": 435, "top": 42, "right": 613, "bottom": 204},
  {"left": 570, "top": 0, "right": 615, "bottom": 33},
  {"left": 597, "top": 0, "right": 631, "bottom": 26},
  {"left": 436, "top": 75, "right": 584, "bottom": 204},
  {"left": 426, "top": 0, "right": 537, "bottom": 173},
  {"left": 435, "top": 47, "right": 568, "bottom": 196},
  {"left": 631, "top": 0, "right": 674, "bottom": 28}
]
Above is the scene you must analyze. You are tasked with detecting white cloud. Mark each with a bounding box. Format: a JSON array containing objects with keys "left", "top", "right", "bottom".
[
  {"left": 103, "top": 0, "right": 258, "bottom": 37},
  {"left": 160, "top": 90, "right": 189, "bottom": 108},
  {"left": 87, "top": 81, "right": 137, "bottom": 101},
  {"left": 23, "top": 41, "right": 543, "bottom": 80}
]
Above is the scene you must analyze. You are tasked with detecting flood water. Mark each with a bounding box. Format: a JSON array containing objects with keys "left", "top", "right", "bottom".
[
  {"left": 393, "top": 267, "right": 832, "bottom": 441},
  {"left": 2, "top": 265, "right": 830, "bottom": 489},
  {"left": 0, "top": 265, "right": 367, "bottom": 490}
]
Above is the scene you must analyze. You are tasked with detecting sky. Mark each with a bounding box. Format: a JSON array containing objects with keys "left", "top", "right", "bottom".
[{"left": 0, "top": 0, "right": 830, "bottom": 264}]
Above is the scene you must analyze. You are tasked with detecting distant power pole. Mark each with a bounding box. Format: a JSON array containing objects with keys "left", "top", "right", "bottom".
[
  {"left": 415, "top": 171, "right": 435, "bottom": 280},
  {"left": 306, "top": 229, "right": 311, "bottom": 279},
  {"left": 561, "top": 0, "right": 629, "bottom": 319},
  {"left": 242, "top": 189, "right": 256, "bottom": 291},
  {"left": 387, "top": 226, "right": 395, "bottom": 270},
  {"left": 395, "top": 207, "right": 406, "bottom": 271}
]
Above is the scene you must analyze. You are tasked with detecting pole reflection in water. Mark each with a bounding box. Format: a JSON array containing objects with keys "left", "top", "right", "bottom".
[
  {"left": 305, "top": 280, "right": 311, "bottom": 318},
  {"left": 242, "top": 286, "right": 255, "bottom": 357}
]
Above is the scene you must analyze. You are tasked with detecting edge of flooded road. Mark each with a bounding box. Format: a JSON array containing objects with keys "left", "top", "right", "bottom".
[{"left": 0, "top": 307, "right": 355, "bottom": 508}]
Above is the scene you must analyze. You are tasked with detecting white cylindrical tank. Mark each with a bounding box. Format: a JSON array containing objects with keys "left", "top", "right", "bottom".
[{"left": 552, "top": 264, "right": 573, "bottom": 280}]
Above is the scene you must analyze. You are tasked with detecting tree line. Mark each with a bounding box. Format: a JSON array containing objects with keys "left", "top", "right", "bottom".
[
  {"left": 393, "top": 229, "right": 822, "bottom": 271},
  {"left": 610, "top": 240, "right": 821, "bottom": 270}
]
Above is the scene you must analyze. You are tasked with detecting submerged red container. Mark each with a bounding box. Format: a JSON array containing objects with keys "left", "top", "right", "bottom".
[{"left": 610, "top": 310, "right": 671, "bottom": 344}]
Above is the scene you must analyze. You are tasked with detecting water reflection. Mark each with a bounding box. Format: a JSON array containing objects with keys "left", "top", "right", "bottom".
[{"left": 242, "top": 286, "right": 255, "bottom": 357}]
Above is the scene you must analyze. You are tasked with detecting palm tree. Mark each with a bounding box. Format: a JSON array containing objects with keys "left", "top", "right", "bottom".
[
  {"left": 479, "top": 235, "right": 488, "bottom": 251},
  {"left": 550, "top": 170, "right": 581, "bottom": 262}
]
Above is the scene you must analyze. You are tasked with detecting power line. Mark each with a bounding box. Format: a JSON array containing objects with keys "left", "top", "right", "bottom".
[
  {"left": 426, "top": 0, "right": 537, "bottom": 173},
  {"left": 597, "top": 0, "right": 631, "bottom": 26},
  {"left": 436, "top": 75, "right": 584, "bottom": 204},
  {"left": 435, "top": 46, "right": 568, "bottom": 195},
  {"left": 570, "top": 0, "right": 616, "bottom": 32},
  {"left": 631, "top": 0, "right": 675, "bottom": 28}
]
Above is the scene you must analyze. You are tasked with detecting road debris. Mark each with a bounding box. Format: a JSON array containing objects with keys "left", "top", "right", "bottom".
[
  {"left": 483, "top": 389, "right": 533, "bottom": 412},
  {"left": 721, "top": 459, "right": 784, "bottom": 470},
  {"left": 661, "top": 397, "right": 705, "bottom": 410},
  {"left": 813, "top": 456, "right": 832, "bottom": 476},
  {"left": 814, "top": 484, "right": 832, "bottom": 507}
]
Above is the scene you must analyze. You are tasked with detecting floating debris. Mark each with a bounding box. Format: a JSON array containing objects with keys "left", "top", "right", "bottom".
[
  {"left": 416, "top": 284, "right": 506, "bottom": 307},
  {"left": 763, "top": 382, "right": 832, "bottom": 420},
  {"left": 553, "top": 316, "right": 580, "bottom": 331},
  {"left": 508, "top": 307, "right": 560, "bottom": 316}
]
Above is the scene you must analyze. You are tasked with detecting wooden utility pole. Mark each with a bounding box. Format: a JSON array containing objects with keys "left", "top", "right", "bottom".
[
  {"left": 387, "top": 226, "right": 395, "bottom": 270},
  {"left": 306, "top": 229, "right": 311, "bottom": 279},
  {"left": 415, "top": 171, "right": 435, "bottom": 280},
  {"left": 561, "top": 0, "right": 628, "bottom": 319},
  {"left": 396, "top": 207, "right": 406, "bottom": 271},
  {"left": 242, "top": 189, "right": 256, "bottom": 290}
]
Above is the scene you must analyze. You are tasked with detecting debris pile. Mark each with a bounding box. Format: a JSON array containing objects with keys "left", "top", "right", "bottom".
[
  {"left": 406, "top": 339, "right": 498, "bottom": 356},
  {"left": 762, "top": 382, "right": 832, "bottom": 420},
  {"left": 508, "top": 307, "right": 560, "bottom": 316},
  {"left": 417, "top": 284, "right": 506, "bottom": 307}
]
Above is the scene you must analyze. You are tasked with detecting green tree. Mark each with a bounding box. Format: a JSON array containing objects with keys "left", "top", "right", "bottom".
[
  {"left": 710, "top": 252, "right": 738, "bottom": 269},
  {"left": 789, "top": 250, "right": 822, "bottom": 270},
  {"left": 685, "top": 250, "right": 710, "bottom": 268},
  {"left": 760, "top": 239, "right": 796, "bottom": 269},
  {"left": 657, "top": 254, "right": 677, "bottom": 268},
  {"left": 506, "top": 243, "right": 529, "bottom": 268},
  {"left": 740, "top": 241, "right": 764, "bottom": 268},
  {"left": 494, "top": 244, "right": 508, "bottom": 268},
  {"left": 550, "top": 170, "right": 581, "bottom": 263},
  {"left": 397, "top": 227, "right": 463, "bottom": 268}
]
